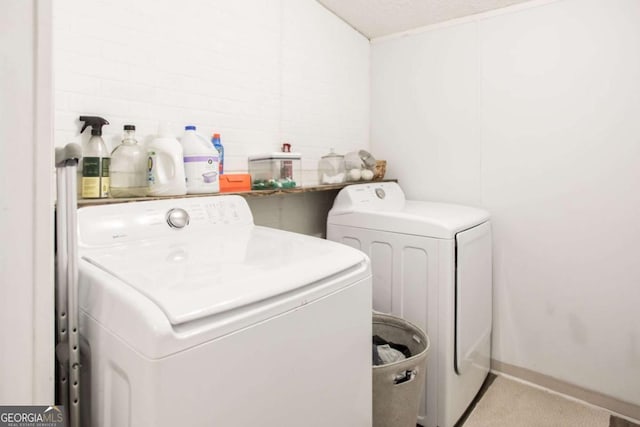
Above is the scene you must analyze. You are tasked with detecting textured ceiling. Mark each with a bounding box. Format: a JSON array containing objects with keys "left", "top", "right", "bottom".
[{"left": 317, "top": 0, "right": 534, "bottom": 39}]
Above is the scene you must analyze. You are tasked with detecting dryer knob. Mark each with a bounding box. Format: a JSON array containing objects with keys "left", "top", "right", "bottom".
[{"left": 166, "top": 208, "right": 190, "bottom": 229}]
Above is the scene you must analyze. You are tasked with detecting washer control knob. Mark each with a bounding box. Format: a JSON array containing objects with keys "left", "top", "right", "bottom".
[
  {"left": 166, "top": 208, "right": 190, "bottom": 229},
  {"left": 375, "top": 188, "right": 386, "bottom": 199}
]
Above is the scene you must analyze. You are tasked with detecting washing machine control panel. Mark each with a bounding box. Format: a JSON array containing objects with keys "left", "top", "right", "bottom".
[{"left": 78, "top": 196, "right": 254, "bottom": 246}]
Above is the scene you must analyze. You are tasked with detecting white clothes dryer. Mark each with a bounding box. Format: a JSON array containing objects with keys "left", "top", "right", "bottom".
[
  {"left": 77, "top": 195, "right": 372, "bottom": 427},
  {"left": 327, "top": 182, "right": 492, "bottom": 427}
]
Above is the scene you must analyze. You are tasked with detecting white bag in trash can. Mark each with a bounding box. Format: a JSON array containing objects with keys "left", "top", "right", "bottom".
[{"left": 373, "top": 312, "right": 430, "bottom": 427}]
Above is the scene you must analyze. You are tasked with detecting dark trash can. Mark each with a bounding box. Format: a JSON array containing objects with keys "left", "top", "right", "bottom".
[{"left": 372, "top": 312, "right": 430, "bottom": 427}]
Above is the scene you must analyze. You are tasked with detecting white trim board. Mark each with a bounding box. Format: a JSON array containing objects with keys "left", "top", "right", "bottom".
[{"left": 33, "top": 0, "right": 55, "bottom": 404}]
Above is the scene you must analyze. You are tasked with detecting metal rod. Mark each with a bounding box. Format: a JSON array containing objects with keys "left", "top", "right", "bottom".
[
  {"left": 66, "top": 160, "right": 80, "bottom": 427},
  {"left": 55, "top": 160, "right": 69, "bottom": 411},
  {"left": 54, "top": 143, "right": 82, "bottom": 427}
]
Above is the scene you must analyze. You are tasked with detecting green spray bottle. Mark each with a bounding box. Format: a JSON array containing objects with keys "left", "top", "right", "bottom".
[{"left": 79, "top": 116, "right": 110, "bottom": 198}]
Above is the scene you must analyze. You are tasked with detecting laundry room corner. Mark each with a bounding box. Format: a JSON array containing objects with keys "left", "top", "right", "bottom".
[{"left": 370, "top": 0, "right": 640, "bottom": 415}]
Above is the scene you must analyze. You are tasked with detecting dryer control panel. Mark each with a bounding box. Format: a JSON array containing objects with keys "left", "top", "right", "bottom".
[
  {"left": 77, "top": 196, "right": 254, "bottom": 247},
  {"left": 330, "top": 182, "right": 406, "bottom": 214}
]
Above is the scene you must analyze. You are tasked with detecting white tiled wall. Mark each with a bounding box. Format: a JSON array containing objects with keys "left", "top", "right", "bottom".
[{"left": 53, "top": 0, "right": 370, "bottom": 185}]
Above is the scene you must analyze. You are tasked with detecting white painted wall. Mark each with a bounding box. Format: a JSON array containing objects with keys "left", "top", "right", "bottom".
[
  {"left": 371, "top": 0, "right": 640, "bottom": 406},
  {"left": 0, "top": 0, "right": 54, "bottom": 404},
  {"left": 52, "top": 0, "right": 370, "bottom": 185}
]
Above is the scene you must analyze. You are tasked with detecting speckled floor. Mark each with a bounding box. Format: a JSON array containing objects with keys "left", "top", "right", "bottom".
[{"left": 449, "top": 374, "right": 640, "bottom": 427}]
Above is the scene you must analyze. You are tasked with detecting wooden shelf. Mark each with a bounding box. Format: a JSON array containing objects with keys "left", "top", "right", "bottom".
[{"left": 76, "top": 180, "right": 396, "bottom": 207}]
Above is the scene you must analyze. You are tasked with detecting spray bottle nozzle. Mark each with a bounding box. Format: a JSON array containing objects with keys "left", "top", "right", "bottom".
[{"left": 79, "top": 116, "right": 109, "bottom": 136}]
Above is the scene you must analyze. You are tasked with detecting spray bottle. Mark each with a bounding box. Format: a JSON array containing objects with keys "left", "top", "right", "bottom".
[{"left": 79, "top": 116, "right": 110, "bottom": 198}]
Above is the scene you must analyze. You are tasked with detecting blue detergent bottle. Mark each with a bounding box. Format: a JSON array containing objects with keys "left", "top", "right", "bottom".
[{"left": 211, "top": 133, "right": 224, "bottom": 174}]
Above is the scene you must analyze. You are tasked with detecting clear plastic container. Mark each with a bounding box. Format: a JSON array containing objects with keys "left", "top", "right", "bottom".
[
  {"left": 318, "top": 149, "right": 345, "bottom": 184},
  {"left": 248, "top": 152, "right": 301, "bottom": 190}
]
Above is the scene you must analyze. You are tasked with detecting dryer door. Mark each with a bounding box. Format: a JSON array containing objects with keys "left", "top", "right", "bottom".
[{"left": 455, "top": 221, "right": 492, "bottom": 375}]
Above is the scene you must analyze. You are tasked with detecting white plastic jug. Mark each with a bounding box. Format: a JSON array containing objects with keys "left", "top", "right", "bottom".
[
  {"left": 181, "top": 125, "right": 220, "bottom": 194},
  {"left": 147, "top": 125, "right": 187, "bottom": 196}
]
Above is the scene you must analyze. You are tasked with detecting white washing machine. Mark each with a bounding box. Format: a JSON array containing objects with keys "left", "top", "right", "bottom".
[
  {"left": 77, "top": 195, "right": 372, "bottom": 427},
  {"left": 327, "top": 182, "right": 492, "bottom": 427}
]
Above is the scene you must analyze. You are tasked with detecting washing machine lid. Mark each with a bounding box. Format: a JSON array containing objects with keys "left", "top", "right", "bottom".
[
  {"left": 81, "top": 225, "right": 366, "bottom": 326},
  {"left": 328, "top": 182, "right": 489, "bottom": 239}
]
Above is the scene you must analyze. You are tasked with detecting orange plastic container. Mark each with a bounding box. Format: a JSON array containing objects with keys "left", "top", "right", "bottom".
[{"left": 219, "top": 174, "right": 251, "bottom": 193}]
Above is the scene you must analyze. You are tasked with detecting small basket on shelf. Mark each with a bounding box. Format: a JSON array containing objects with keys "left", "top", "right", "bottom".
[{"left": 373, "top": 160, "right": 387, "bottom": 181}]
